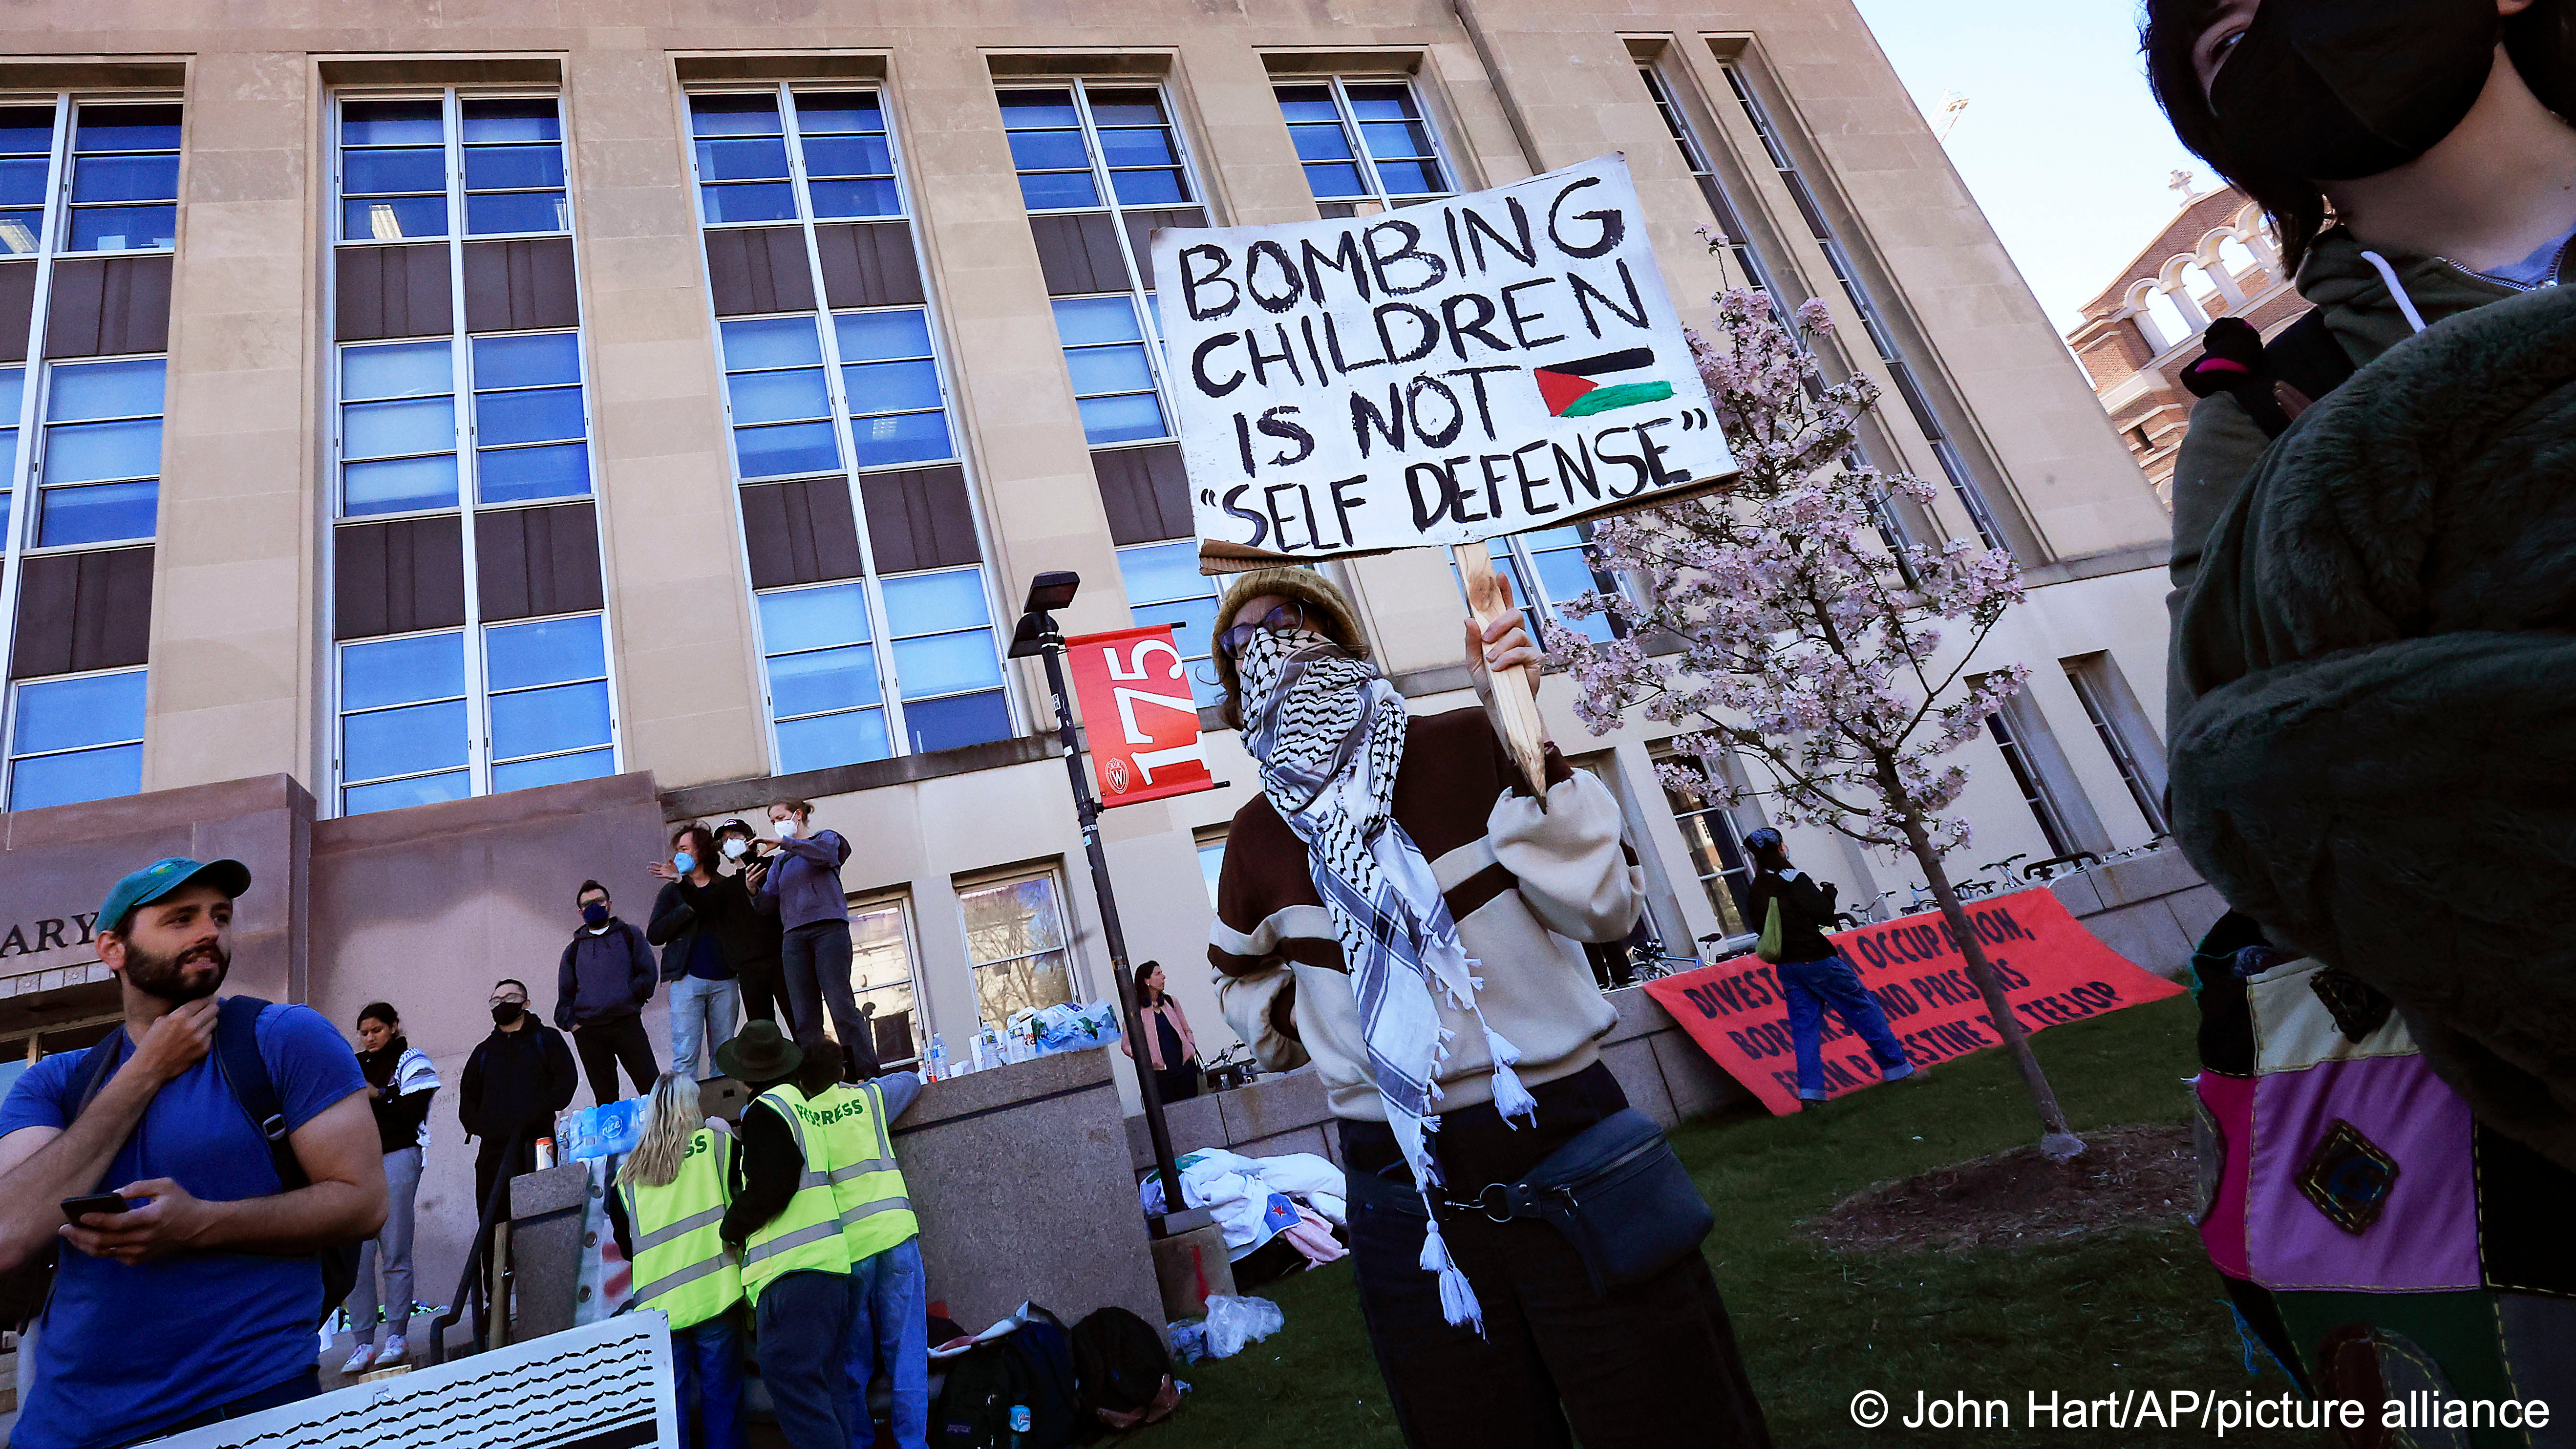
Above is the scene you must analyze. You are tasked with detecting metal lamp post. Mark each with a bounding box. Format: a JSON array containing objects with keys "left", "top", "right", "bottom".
[{"left": 1007, "top": 570, "right": 1191, "bottom": 1230}]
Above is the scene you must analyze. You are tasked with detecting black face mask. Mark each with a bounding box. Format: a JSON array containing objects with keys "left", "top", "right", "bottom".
[
  {"left": 491, "top": 1002, "right": 525, "bottom": 1026},
  {"left": 2213, "top": 0, "right": 2502, "bottom": 181}
]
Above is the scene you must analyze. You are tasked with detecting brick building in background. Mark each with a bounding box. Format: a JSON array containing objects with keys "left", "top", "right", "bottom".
[{"left": 2065, "top": 187, "right": 2302, "bottom": 505}]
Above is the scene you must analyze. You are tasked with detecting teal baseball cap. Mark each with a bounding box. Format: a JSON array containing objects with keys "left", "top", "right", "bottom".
[{"left": 98, "top": 856, "right": 253, "bottom": 935}]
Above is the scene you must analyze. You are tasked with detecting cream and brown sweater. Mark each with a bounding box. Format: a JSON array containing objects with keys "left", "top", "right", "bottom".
[{"left": 1208, "top": 706, "right": 1639, "bottom": 1122}]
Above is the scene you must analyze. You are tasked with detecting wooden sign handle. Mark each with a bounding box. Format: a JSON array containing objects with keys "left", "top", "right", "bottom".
[{"left": 1457, "top": 547, "right": 1553, "bottom": 797}]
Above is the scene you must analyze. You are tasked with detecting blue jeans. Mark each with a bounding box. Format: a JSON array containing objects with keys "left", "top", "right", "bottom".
[
  {"left": 1777, "top": 953, "right": 1910, "bottom": 1099},
  {"left": 844, "top": 1237, "right": 929, "bottom": 1449},
  {"left": 757, "top": 1271, "right": 852, "bottom": 1449},
  {"left": 669, "top": 975, "right": 742, "bottom": 1081},
  {"left": 673, "top": 1314, "right": 745, "bottom": 1449}
]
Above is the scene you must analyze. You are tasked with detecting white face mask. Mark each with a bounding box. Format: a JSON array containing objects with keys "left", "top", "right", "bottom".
[
  {"left": 774, "top": 817, "right": 802, "bottom": 840},
  {"left": 720, "top": 838, "right": 749, "bottom": 861}
]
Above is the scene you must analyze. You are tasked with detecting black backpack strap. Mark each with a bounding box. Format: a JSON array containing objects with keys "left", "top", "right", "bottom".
[
  {"left": 2180, "top": 311, "right": 2357, "bottom": 440},
  {"left": 212, "top": 995, "right": 309, "bottom": 1191},
  {"left": 68, "top": 1028, "right": 124, "bottom": 1116}
]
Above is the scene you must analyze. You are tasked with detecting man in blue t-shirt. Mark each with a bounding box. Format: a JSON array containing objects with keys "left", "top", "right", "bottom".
[{"left": 0, "top": 857, "right": 383, "bottom": 1449}]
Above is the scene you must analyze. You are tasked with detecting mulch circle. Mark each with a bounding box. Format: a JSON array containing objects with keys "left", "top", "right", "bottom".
[{"left": 1803, "top": 1122, "right": 2195, "bottom": 1255}]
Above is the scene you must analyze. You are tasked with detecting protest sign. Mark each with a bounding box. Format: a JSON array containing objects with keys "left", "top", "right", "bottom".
[
  {"left": 1064, "top": 623, "right": 1213, "bottom": 806},
  {"left": 1149, "top": 152, "right": 1734, "bottom": 572},
  {"left": 160, "top": 1313, "right": 678, "bottom": 1449},
  {"left": 1644, "top": 889, "right": 2186, "bottom": 1116}
]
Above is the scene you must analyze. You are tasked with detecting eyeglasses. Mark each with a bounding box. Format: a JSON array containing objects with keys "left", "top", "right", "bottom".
[
  {"left": 488, "top": 993, "right": 526, "bottom": 1006},
  {"left": 1217, "top": 602, "right": 1312, "bottom": 661}
]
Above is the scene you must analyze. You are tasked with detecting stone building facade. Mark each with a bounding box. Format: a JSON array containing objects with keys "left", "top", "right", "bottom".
[
  {"left": 0, "top": 0, "right": 2190, "bottom": 1335},
  {"left": 2064, "top": 186, "right": 2303, "bottom": 504}
]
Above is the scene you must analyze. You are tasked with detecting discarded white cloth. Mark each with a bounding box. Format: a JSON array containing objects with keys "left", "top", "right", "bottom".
[{"left": 1136, "top": 1148, "right": 1349, "bottom": 1260}]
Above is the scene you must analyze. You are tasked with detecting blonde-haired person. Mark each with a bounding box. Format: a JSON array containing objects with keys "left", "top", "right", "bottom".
[
  {"left": 750, "top": 800, "right": 875, "bottom": 1081},
  {"left": 611, "top": 1073, "right": 745, "bottom": 1449}
]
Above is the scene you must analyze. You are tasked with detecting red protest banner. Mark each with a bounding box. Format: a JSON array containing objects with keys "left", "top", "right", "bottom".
[
  {"left": 1643, "top": 888, "right": 2185, "bottom": 1116},
  {"left": 1064, "top": 624, "right": 1214, "bottom": 807}
]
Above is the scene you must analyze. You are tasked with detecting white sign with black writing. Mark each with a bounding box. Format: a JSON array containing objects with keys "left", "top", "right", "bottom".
[
  {"left": 156, "top": 1314, "right": 678, "bottom": 1449},
  {"left": 1152, "top": 153, "right": 1733, "bottom": 570}
]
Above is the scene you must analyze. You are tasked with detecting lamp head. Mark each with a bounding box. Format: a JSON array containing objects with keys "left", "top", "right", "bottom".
[{"left": 1022, "top": 571, "right": 1080, "bottom": 614}]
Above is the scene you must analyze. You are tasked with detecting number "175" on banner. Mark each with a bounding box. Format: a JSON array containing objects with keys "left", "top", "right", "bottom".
[{"left": 1064, "top": 625, "right": 1214, "bottom": 807}]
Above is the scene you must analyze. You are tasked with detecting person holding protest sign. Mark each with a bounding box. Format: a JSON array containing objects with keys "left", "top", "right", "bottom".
[{"left": 1208, "top": 569, "right": 1769, "bottom": 1449}]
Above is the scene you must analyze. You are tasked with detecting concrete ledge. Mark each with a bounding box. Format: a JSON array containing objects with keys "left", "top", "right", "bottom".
[
  {"left": 659, "top": 735, "right": 1056, "bottom": 821},
  {"left": 2020, "top": 540, "right": 2169, "bottom": 589}
]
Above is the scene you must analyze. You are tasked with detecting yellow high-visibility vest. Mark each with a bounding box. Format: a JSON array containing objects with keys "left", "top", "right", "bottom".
[
  {"left": 812, "top": 1080, "right": 918, "bottom": 1262},
  {"left": 740, "top": 1084, "right": 853, "bottom": 1298},
  {"left": 620, "top": 1127, "right": 744, "bottom": 1331}
]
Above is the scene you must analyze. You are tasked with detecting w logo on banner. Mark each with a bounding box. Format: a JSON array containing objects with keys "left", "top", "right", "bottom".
[{"left": 1532, "top": 347, "right": 1676, "bottom": 417}]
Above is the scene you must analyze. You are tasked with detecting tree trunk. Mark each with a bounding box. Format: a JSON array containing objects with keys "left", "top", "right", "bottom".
[{"left": 1897, "top": 809, "right": 2086, "bottom": 1160}]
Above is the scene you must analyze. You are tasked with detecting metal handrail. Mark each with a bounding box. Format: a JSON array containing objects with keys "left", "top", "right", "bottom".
[{"left": 427, "top": 1128, "right": 523, "bottom": 1367}]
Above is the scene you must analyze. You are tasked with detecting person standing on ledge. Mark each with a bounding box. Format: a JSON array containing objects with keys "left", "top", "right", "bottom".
[
  {"left": 0, "top": 857, "right": 383, "bottom": 1449},
  {"left": 1742, "top": 829, "right": 1916, "bottom": 1107},
  {"left": 755, "top": 801, "right": 878, "bottom": 1081},
  {"left": 556, "top": 879, "right": 661, "bottom": 1107},
  {"left": 1207, "top": 569, "right": 1771, "bottom": 1449},
  {"left": 341, "top": 1000, "right": 439, "bottom": 1375}
]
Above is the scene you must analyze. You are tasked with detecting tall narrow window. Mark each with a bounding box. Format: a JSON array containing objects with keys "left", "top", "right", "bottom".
[
  {"left": 1722, "top": 65, "right": 2010, "bottom": 553},
  {"left": 1195, "top": 830, "right": 1227, "bottom": 908},
  {"left": 851, "top": 895, "right": 925, "bottom": 1069},
  {"left": 1273, "top": 79, "right": 1455, "bottom": 217},
  {"left": 1459, "top": 526, "right": 1624, "bottom": 651},
  {"left": 1654, "top": 746, "right": 1756, "bottom": 937},
  {"left": 2064, "top": 653, "right": 2169, "bottom": 837},
  {"left": 328, "top": 90, "right": 617, "bottom": 816},
  {"left": 1982, "top": 705, "right": 2073, "bottom": 858},
  {"left": 692, "top": 85, "right": 1010, "bottom": 772},
  {"left": 958, "top": 869, "right": 1078, "bottom": 1031},
  {"left": 1001, "top": 80, "right": 1220, "bottom": 684},
  {"left": 0, "top": 96, "right": 179, "bottom": 811}
]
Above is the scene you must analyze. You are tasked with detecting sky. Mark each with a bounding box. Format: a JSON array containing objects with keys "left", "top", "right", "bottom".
[{"left": 1848, "top": 0, "right": 2209, "bottom": 331}]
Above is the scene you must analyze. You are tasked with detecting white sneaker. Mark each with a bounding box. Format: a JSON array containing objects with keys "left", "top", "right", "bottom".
[
  {"left": 341, "top": 1342, "right": 376, "bottom": 1376},
  {"left": 377, "top": 1334, "right": 407, "bottom": 1365}
]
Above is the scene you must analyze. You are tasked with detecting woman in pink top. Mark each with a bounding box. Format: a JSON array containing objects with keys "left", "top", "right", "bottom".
[{"left": 1119, "top": 961, "right": 1200, "bottom": 1102}]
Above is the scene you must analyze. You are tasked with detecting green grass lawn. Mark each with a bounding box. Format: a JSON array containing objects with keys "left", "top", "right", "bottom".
[{"left": 1141, "top": 996, "right": 2321, "bottom": 1447}]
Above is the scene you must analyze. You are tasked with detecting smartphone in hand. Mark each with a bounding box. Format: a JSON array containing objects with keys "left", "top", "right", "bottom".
[{"left": 61, "top": 1192, "right": 130, "bottom": 1223}]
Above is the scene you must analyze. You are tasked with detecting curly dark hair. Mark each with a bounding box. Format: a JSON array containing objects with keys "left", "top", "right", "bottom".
[{"left": 2140, "top": 0, "right": 2332, "bottom": 277}]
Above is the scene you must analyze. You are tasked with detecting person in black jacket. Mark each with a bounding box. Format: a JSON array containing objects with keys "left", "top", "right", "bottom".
[
  {"left": 458, "top": 979, "right": 578, "bottom": 1215},
  {"left": 647, "top": 823, "right": 758, "bottom": 1082},
  {"left": 714, "top": 819, "right": 787, "bottom": 1028},
  {"left": 556, "top": 879, "right": 661, "bottom": 1106},
  {"left": 1743, "top": 829, "right": 1915, "bottom": 1105}
]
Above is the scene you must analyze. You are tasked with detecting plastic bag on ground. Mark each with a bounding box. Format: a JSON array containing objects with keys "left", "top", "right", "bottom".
[{"left": 1201, "top": 1294, "right": 1285, "bottom": 1360}]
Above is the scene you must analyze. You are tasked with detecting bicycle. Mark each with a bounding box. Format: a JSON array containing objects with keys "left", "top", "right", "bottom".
[{"left": 1627, "top": 935, "right": 1703, "bottom": 981}]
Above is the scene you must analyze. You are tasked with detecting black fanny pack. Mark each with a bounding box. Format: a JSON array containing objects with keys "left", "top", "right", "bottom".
[{"left": 1352, "top": 1108, "right": 1714, "bottom": 1295}]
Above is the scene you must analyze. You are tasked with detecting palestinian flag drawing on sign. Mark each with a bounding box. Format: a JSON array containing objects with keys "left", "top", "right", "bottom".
[{"left": 1531, "top": 347, "right": 1677, "bottom": 418}]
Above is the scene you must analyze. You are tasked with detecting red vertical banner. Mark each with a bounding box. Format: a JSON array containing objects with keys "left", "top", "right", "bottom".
[{"left": 1064, "top": 625, "right": 1214, "bottom": 807}]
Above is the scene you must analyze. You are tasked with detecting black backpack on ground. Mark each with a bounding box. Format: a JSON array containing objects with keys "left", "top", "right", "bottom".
[
  {"left": 1070, "top": 1306, "right": 1178, "bottom": 1430},
  {"left": 0, "top": 998, "right": 359, "bottom": 1330},
  {"left": 934, "top": 1305, "right": 1080, "bottom": 1449}
]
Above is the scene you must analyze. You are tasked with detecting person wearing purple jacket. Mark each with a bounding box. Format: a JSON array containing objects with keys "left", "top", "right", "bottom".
[{"left": 753, "top": 800, "right": 879, "bottom": 1081}]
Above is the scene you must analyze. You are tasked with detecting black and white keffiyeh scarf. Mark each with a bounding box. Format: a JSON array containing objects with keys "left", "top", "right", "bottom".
[{"left": 1236, "top": 628, "right": 1537, "bottom": 1331}]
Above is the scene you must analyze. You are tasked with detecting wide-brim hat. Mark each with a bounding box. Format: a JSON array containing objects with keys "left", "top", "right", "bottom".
[
  {"left": 714, "top": 1019, "right": 801, "bottom": 1084},
  {"left": 1211, "top": 568, "right": 1367, "bottom": 726}
]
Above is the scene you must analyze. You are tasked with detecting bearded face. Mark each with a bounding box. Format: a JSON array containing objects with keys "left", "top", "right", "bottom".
[{"left": 120, "top": 932, "right": 231, "bottom": 1004}]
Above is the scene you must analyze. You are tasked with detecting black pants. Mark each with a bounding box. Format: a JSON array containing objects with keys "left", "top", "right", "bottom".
[
  {"left": 1154, "top": 1061, "right": 1200, "bottom": 1103},
  {"left": 574, "top": 1015, "right": 660, "bottom": 1106},
  {"left": 472, "top": 1130, "right": 538, "bottom": 1345},
  {"left": 1339, "top": 1064, "right": 1771, "bottom": 1449},
  {"left": 739, "top": 952, "right": 783, "bottom": 1025},
  {"left": 781, "top": 920, "right": 877, "bottom": 1079}
]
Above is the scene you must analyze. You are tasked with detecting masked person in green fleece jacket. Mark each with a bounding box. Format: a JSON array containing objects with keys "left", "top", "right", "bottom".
[{"left": 2144, "top": 0, "right": 2576, "bottom": 1414}]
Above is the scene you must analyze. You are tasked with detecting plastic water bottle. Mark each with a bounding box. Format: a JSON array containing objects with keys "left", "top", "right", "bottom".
[
  {"left": 970, "top": 1032, "right": 990, "bottom": 1074},
  {"left": 1008, "top": 1404, "right": 1031, "bottom": 1447},
  {"left": 927, "top": 1034, "right": 947, "bottom": 1081}
]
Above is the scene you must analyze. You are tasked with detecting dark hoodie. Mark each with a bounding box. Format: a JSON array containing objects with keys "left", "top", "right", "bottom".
[{"left": 555, "top": 916, "right": 658, "bottom": 1031}]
